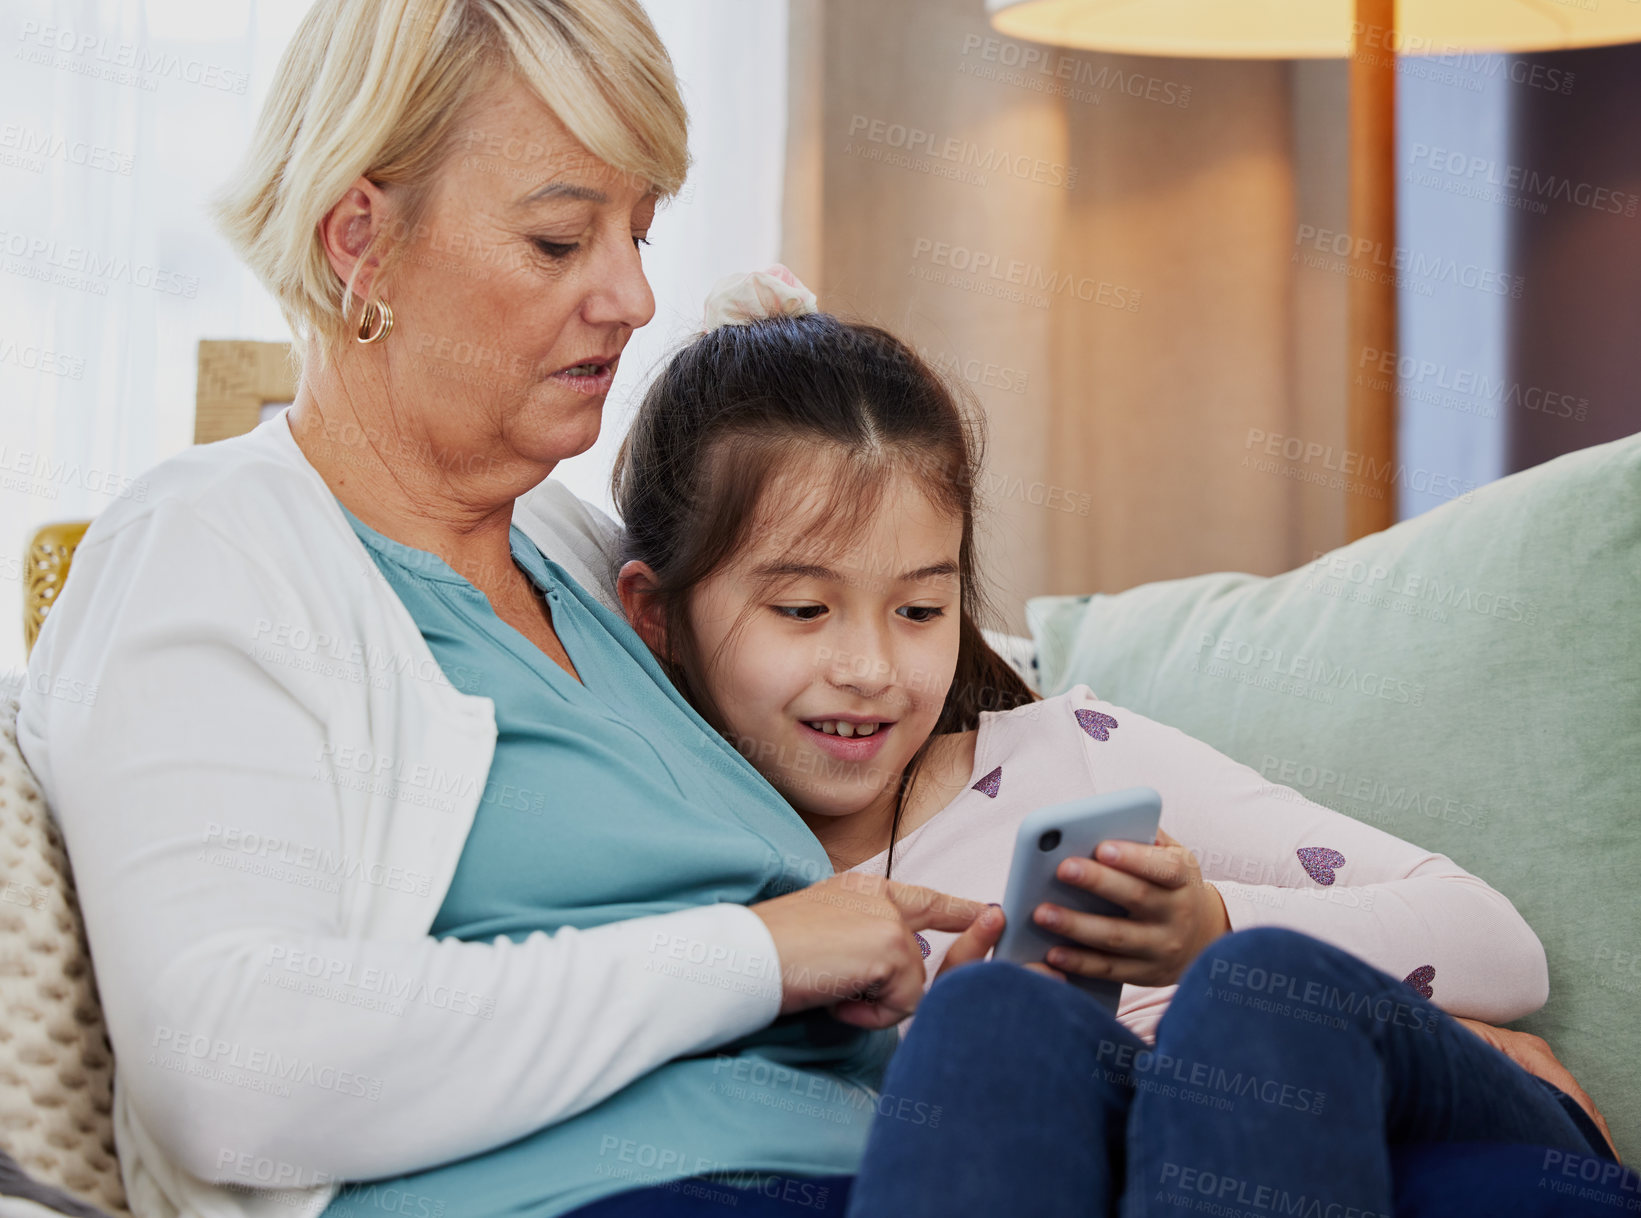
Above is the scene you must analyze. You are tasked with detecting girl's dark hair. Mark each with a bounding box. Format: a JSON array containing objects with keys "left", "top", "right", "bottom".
[{"left": 612, "top": 311, "right": 1037, "bottom": 876}]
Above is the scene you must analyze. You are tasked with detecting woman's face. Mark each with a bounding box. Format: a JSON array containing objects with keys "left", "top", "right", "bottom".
[
  {"left": 339, "top": 76, "right": 659, "bottom": 473},
  {"left": 681, "top": 467, "right": 964, "bottom": 823}
]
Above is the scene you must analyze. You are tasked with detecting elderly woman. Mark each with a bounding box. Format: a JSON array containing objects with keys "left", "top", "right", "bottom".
[{"left": 16, "top": 2, "right": 986, "bottom": 1216}]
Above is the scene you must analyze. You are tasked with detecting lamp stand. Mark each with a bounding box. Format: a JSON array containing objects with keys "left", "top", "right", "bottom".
[{"left": 1347, "top": 0, "right": 1399, "bottom": 536}]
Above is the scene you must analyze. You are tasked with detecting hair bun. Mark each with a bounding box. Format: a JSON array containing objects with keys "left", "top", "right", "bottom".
[{"left": 701, "top": 264, "right": 818, "bottom": 330}]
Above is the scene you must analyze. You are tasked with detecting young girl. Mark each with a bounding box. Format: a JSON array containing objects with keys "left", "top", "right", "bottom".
[
  {"left": 612, "top": 269, "right": 1543, "bottom": 1032},
  {"left": 604, "top": 268, "right": 1618, "bottom": 1216}
]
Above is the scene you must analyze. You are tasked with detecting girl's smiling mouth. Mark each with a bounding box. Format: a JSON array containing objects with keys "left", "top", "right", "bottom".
[{"left": 798, "top": 717, "right": 894, "bottom": 761}]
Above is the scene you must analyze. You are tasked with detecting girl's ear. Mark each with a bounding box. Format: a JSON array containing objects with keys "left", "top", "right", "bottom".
[{"left": 617, "top": 560, "right": 669, "bottom": 657}]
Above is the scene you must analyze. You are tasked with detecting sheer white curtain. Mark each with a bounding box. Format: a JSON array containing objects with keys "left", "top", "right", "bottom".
[{"left": 0, "top": 0, "right": 788, "bottom": 673}]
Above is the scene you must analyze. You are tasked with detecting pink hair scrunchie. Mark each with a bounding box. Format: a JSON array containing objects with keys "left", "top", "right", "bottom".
[{"left": 701, "top": 263, "right": 819, "bottom": 330}]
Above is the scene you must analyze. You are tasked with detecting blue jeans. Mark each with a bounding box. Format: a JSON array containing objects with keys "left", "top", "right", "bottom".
[
  {"left": 847, "top": 927, "right": 1620, "bottom": 1217},
  {"left": 571, "top": 929, "right": 1625, "bottom": 1216}
]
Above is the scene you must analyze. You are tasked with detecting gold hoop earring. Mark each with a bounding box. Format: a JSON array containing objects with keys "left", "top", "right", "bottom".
[{"left": 357, "top": 298, "right": 394, "bottom": 344}]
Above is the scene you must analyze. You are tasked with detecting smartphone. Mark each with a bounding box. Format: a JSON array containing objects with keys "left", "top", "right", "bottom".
[{"left": 993, "top": 786, "right": 1164, "bottom": 1013}]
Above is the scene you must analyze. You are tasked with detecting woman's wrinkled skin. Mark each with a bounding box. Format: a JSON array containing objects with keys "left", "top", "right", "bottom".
[{"left": 290, "top": 76, "right": 658, "bottom": 678}]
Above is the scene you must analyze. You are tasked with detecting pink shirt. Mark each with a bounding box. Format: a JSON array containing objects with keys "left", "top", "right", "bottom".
[{"left": 850, "top": 686, "right": 1547, "bottom": 1042}]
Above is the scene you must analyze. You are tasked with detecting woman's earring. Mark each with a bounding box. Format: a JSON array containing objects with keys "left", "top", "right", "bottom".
[{"left": 357, "top": 298, "right": 394, "bottom": 344}]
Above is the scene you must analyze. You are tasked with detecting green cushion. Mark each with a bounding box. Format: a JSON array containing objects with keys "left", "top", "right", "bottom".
[{"left": 1027, "top": 432, "right": 1641, "bottom": 1158}]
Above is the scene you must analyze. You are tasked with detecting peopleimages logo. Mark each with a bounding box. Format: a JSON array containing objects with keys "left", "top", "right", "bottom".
[
  {"left": 1304, "top": 549, "right": 1540, "bottom": 627},
  {"left": 249, "top": 618, "right": 455, "bottom": 690},
  {"left": 1350, "top": 21, "right": 1575, "bottom": 96},
  {"left": 1241, "top": 428, "right": 1478, "bottom": 504},
  {"left": 1156, "top": 1162, "right": 1390, "bottom": 1218},
  {"left": 0, "top": 443, "right": 146, "bottom": 499},
  {"left": 1257, "top": 756, "right": 1491, "bottom": 831},
  {"left": 149, "top": 1026, "right": 385, "bottom": 1100},
  {"left": 1094, "top": 1039, "right": 1327, "bottom": 1116},
  {"left": 1355, "top": 347, "right": 1589, "bottom": 423},
  {"left": 16, "top": 20, "right": 250, "bottom": 93},
  {"left": 916, "top": 345, "right": 1030, "bottom": 395},
  {"left": 203, "top": 820, "right": 438, "bottom": 896},
  {"left": 0, "top": 337, "right": 86, "bottom": 379},
  {"left": 1206, "top": 958, "right": 1439, "bottom": 1034},
  {"left": 1406, "top": 144, "right": 1639, "bottom": 218},
  {"left": 0, "top": 124, "right": 134, "bottom": 174},
  {"left": 314, "top": 743, "right": 481, "bottom": 808},
  {"left": 1194, "top": 630, "right": 1427, "bottom": 707},
  {"left": 0, "top": 229, "right": 200, "bottom": 298},
  {"left": 1292, "top": 224, "right": 1524, "bottom": 299},
  {"left": 958, "top": 33, "right": 1193, "bottom": 109},
  {"left": 910, "top": 238, "right": 1142, "bottom": 311},
  {"left": 846, "top": 114, "right": 1078, "bottom": 189},
  {"left": 260, "top": 945, "right": 496, "bottom": 1020}
]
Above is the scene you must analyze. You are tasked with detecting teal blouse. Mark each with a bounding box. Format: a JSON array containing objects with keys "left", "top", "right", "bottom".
[{"left": 319, "top": 504, "right": 893, "bottom": 1218}]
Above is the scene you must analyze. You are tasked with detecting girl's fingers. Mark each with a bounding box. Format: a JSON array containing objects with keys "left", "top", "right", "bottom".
[
  {"left": 1090, "top": 838, "right": 1191, "bottom": 890},
  {"left": 1033, "top": 903, "right": 1163, "bottom": 958},
  {"left": 1039, "top": 944, "right": 1151, "bottom": 985},
  {"left": 1055, "top": 856, "right": 1166, "bottom": 915}
]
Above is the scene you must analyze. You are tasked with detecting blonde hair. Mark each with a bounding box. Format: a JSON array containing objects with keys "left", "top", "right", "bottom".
[{"left": 210, "top": 0, "right": 689, "bottom": 371}]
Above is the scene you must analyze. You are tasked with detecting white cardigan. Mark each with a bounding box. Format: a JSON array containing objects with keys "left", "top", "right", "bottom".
[{"left": 17, "top": 414, "right": 784, "bottom": 1218}]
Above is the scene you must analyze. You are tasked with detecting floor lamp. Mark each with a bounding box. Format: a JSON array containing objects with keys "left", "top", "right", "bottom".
[{"left": 985, "top": 0, "right": 1641, "bottom": 539}]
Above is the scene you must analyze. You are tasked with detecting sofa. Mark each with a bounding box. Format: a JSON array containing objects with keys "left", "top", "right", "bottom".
[
  {"left": 1, "top": 430, "right": 1635, "bottom": 1216},
  {"left": 1026, "top": 429, "right": 1641, "bottom": 1159},
  {"left": 0, "top": 683, "right": 125, "bottom": 1217}
]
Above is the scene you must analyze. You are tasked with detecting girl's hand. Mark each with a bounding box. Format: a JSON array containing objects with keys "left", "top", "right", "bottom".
[
  {"left": 1031, "top": 828, "right": 1230, "bottom": 988},
  {"left": 1454, "top": 1017, "right": 1615, "bottom": 1154},
  {"left": 934, "top": 904, "right": 1065, "bottom": 983},
  {"left": 752, "top": 873, "right": 984, "bottom": 1029}
]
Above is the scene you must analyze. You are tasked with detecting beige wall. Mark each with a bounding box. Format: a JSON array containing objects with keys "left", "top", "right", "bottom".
[{"left": 785, "top": 0, "right": 1350, "bottom": 630}]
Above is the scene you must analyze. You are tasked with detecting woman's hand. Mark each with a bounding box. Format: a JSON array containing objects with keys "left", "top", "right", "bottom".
[
  {"left": 1030, "top": 828, "right": 1230, "bottom": 988},
  {"left": 1454, "top": 1017, "right": 1615, "bottom": 1154},
  {"left": 752, "top": 874, "right": 984, "bottom": 1029}
]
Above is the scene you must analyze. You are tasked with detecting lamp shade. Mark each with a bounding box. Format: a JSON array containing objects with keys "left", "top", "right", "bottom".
[{"left": 985, "top": 0, "right": 1641, "bottom": 58}]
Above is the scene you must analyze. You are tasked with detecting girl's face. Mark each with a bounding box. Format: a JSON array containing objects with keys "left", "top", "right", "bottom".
[{"left": 684, "top": 467, "right": 963, "bottom": 821}]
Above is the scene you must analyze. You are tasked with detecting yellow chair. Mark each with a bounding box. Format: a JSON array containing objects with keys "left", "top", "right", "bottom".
[
  {"left": 21, "top": 521, "right": 91, "bottom": 654},
  {"left": 21, "top": 340, "right": 296, "bottom": 655}
]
